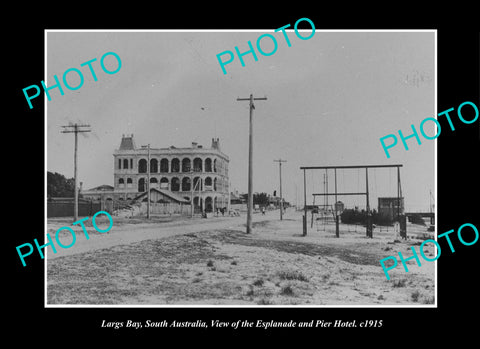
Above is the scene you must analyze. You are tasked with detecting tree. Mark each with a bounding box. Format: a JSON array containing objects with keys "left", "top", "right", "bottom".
[
  {"left": 47, "top": 171, "right": 76, "bottom": 198},
  {"left": 253, "top": 192, "right": 269, "bottom": 206}
]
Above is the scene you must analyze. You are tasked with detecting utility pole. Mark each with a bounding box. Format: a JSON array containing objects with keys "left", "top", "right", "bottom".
[
  {"left": 147, "top": 144, "right": 150, "bottom": 219},
  {"left": 141, "top": 144, "right": 151, "bottom": 219},
  {"left": 191, "top": 171, "right": 194, "bottom": 218},
  {"left": 274, "top": 159, "right": 287, "bottom": 220},
  {"left": 334, "top": 168, "right": 339, "bottom": 238},
  {"left": 365, "top": 167, "right": 371, "bottom": 238},
  {"left": 190, "top": 173, "right": 201, "bottom": 218},
  {"left": 325, "top": 170, "right": 328, "bottom": 208},
  {"left": 61, "top": 123, "right": 91, "bottom": 222},
  {"left": 237, "top": 94, "right": 267, "bottom": 234},
  {"left": 303, "top": 168, "right": 307, "bottom": 236}
]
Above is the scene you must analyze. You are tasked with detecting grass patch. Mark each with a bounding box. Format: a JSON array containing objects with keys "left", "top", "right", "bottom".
[
  {"left": 411, "top": 290, "right": 421, "bottom": 302},
  {"left": 280, "top": 285, "right": 295, "bottom": 296},
  {"left": 277, "top": 270, "right": 309, "bottom": 282},
  {"left": 422, "top": 296, "right": 435, "bottom": 304},
  {"left": 392, "top": 279, "right": 407, "bottom": 288},
  {"left": 257, "top": 298, "right": 273, "bottom": 305},
  {"left": 252, "top": 279, "right": 264, "bottom": 287}
]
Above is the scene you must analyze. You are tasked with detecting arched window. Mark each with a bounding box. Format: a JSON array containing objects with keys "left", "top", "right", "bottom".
[
  {"left": 205, "top": 177, "right": 212, "bottom": 190},
  {"left": 205, "top": 158, "right": 212, "bottom": 172},
  {"left": 171, "top": 177, "right": 180, "bottom": 191},
  {"left": 118, "top": 178, "right": 124, "bottom": 188},
  {"left": 193, "top": 177, "right": 202, "bottom": 191},
  {"left": 193, "top": 158, "right": 202, "bottom": 172},
  {"left": 123, "top": 158, "right": 129, "bottom": 169},
  {"left": 160, "top": 177, "right": 169, "bottom": 189},
  {"left": 214, "top": 177, "right": 217, "bottom": 191},
  {"left": 127, "top": 178, "right": 133, "bottom": 188},
  {"left": 171, "top": 158, "right": 180, "bottom": 173},
  {"left": 138, "top": 159, "right": 147, "bottom": 173},
  {"left": 118, "top": 159, "right": 122, "bottom": 169},
  {"left": 205, "top": 197, "right": 213, "bottom": 213},
  {"left": 160, "top": 158, "right": 169, "bottom": 173},
  {"left": 130, "top": 159, "right": 133, "bottom": 169},
  {"left": 138, "top": 178, "right": 146, "bottom": 192},
  {"left": 150, "top": 159, "right": 158, "bottom": 173},
  {"left": 213, "top": 159, "right": 217, "bottom": 172},
  {"left": 182, "top": 177, "right": 191, "bottom": 191},
  {"left": 182, "top": 158, "right": 191, "bottom": 172},
  {"left": 150, "top": 177, "right": 158, "bottom": 184},
  {"left": 193, "top": 197, "right": 202, "bottom": 213}
]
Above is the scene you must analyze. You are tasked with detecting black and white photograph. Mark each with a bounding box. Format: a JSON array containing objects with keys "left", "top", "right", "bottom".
[
  {"left": 9, "top": 7, "right": 479, "bottom": 341},
  {"left": 45, "top": 30, "right": 436, "bottom": 306}
]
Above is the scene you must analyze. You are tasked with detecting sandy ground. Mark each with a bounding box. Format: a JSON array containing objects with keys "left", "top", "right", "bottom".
[{"left": 46, "top": 209, "right": 436, "bottom": 306}]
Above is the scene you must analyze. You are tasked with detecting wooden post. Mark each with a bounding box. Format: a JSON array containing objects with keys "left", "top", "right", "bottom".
[
  {"left": 147, "top": 144, "right": 150, "bottom": 219},
  {"left": 74, "top": 124, "right": 78, "bottom": 221},
  {"left": 274, "top": 159, "right": 287, "bottom": 220},
  {"left": 190, "top": 172, "right": 194, "bottom": 218},
  {"left": 365, "top": 167, "right": 371, "bottom": 238},
  {"left": 303, "top": 168, "right": 307, "bottom": 236},
  {"left": 335, "top": 168, "right": 339, "bottom": 237},
  {"left": 397, "top": 166, "right": 401, "bottom": 221}
]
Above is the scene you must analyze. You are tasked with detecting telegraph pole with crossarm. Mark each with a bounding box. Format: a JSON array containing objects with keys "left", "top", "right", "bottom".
[
  {"left": 61, "top": 123, "right": 91, "bottom": 222},
  {"left": 237, "top": 94, "right": 267, "bottom": 234}
]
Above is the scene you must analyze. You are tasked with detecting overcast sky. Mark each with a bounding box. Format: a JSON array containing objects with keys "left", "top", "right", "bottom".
[{"left": 46, "top": 30, "right": 435, "bottom": 212}]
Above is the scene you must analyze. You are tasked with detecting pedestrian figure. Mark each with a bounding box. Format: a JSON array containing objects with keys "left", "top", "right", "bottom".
[{"left": 261, "top": 207, "right": 265, "bottom": 215}]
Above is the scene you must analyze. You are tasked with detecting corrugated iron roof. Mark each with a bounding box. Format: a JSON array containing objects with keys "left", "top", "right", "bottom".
[{"left": 132, "top": 188, "right": 190, "bottom": 204}]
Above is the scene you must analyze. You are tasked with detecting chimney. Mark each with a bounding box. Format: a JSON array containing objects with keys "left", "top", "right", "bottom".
[
  {"left": 192, "top": 142, "right": 198, "bottom": 148},
  {"left": 211, "top": 138, "right": 220, "bottom": 150}
]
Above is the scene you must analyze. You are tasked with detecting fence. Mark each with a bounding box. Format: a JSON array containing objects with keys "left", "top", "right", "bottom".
[{"left": 47, "top": 198, "right": 102, "bottom": 218}]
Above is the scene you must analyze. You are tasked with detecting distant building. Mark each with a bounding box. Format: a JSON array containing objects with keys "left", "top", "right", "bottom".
[
  {"left": 230, "top": 190, "right": 247, "bottom": 212},
  {"left": 230, "top": 190, "right": 246, "bottom": 205},
  {"left": 81, "top": 184, "right": 114, "bottom": 201},
  {"left": 378, "top": 197, "right": 404, "bottom": 220},
  {"left": 268, "top": 195, "right": 281, "bottom": 207}
]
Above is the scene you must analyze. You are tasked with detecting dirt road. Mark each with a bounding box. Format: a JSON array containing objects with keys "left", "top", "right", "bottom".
[{"left": 46, "top": 210, "right": 278, "bottom": 260}]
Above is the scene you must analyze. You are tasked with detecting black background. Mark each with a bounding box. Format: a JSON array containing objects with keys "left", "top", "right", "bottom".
[{"left": 7, "top": 4, "right": 479, "bottom": 343}]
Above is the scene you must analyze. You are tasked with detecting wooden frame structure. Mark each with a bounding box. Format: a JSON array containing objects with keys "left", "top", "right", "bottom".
[{"left": 300, "top": 164, "right": 403, "bottom": 237}]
